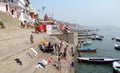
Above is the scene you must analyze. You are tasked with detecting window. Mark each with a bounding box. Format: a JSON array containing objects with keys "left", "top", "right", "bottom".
[
  {"left": 8, "top": 0, "right": 10, "bottom": 2},
  {"left": 11, "top": 0, "right": 13, "bottom": 3}
]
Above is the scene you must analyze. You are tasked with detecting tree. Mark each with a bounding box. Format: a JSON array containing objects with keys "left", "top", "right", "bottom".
[{"left": 0, "top": 20, "right": 5, "bottom": 28}]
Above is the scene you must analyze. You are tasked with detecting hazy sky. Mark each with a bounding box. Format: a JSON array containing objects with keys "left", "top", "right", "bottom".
[{"left": 29, "top": 0, "right": 120, "bottom": 26}]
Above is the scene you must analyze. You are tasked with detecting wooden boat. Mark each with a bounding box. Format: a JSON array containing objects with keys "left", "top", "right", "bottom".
[
  {"left": 113, "top": 61, "right": 120, "bottom": 73},
  {"left": 112, "top": 37, "right": 120, "bottom": 42},
  {"left": 96, "top": 37, "right": 103, "bottom": 40},
  {"left": 90, "top": 36, "right": 96, "bottom": 40},
  {"left": 95, "top": 35, "right": 103, "bottom": 40},
  {"left": 115, "top": 44, "right": 120, "bottom": 50},
  {"left": 78, "top": 48, "right": 96, "bottom": 52},
  {"left": 76, "top": 57, "right": 120, "bottom": 63},
  {"left": 116, "top": 37, "right": 120, "bottom": 42},
  {"left": 90, "top": 35, "right": 103, "bottom": 40},
  {"left": 112, "top": 37, "right": 115, "bottom": 40},
  {"left": 82, "top": 41, "right": 92, "bottom": 46}
]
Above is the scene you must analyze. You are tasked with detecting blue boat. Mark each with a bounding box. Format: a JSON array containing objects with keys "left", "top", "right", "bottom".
[{"left": 78, "top": 48, "right": 97, "bottom": 52}]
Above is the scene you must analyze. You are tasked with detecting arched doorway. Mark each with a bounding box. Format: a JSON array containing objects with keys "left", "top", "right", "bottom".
[
  {"left": 6, "top": 4, "right": 8, "bottom": 11},
  {"left": 11, "top": 10, "right": 14, "bottom": 15}
]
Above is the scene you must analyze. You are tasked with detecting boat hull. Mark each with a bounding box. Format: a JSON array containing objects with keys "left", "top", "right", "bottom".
[
  {"left": 80, "top": 49, "right": 96, "bottom": 52},
  {"left": 113, "top": 61, "right": 120, "bottom": 73},
  {"left": 114, "top": 44, "right": 120, "bottom": 50},
  {"left": 90, "top": 35, "right": 103, "bottom": 40},
  {"left": 113, "top": 69, "right": 120, "bottom": 73},
  {"left": 114, "top": 37, "right": 120, "bottom": 42},
  {"left": 78, "top": 48, "right": 97, "bottom": 52},
  {"left": 115, "top": 47, "right": 120, "bottom": 50},
  {"left": 77, "top": 57, "right": 119, "bottom": 63},
  {"left": 82, "top": 41, "right": 92, "bottom": 46},
  {"left": 96, "top": 38, "right": 102, "bottom": 40},
  {"left": 116, "top": 39, "right": 120, "bottom": 42}
]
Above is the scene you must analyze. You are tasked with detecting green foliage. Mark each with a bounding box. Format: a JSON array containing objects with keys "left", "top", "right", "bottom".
[
  {"left": 0, "top": 20, "right": 3, "bottom": 26},
  {"left": 0, "top": 20, "right": 5, "bottom": 28}
]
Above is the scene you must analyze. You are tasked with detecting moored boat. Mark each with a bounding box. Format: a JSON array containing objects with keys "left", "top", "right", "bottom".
[
  {"left": 90, "top": 35, "right": 103, "bottom": 40},
  {"left": 96, "top": 38, "right": 102, "bottom": 40},
  {"left": 112, "top": 37, "right": 120, "bottom": 42},
  {"left": 76, "top": 57, "right": 120, "bottom": 63},
  {"left": 113, "top": 61, "right": 120, "bottom": 73},
  {"left": 112, "top": 37, "right": 115, "bottom": 40},
  {"left": 115, "top": 44, "right": 120, "bottom": 50},
  {"left": 96, "top": 36, "right": 103, "bottom": 40},
  {"left": 78, "top": 48, "right": 96, "bottom": 52},
  {"left": 82, "top": 41, "right": 92, "bottom": 46},
  {"left": 90, "top": 36, "right": 96, "bottom": 40},
  {"left": 116, "top": 37, "right": 120, "bottom": 42}
]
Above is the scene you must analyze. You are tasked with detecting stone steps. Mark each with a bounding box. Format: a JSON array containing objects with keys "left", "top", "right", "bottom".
[{"left": 0, "top": 11, "right": 21, "bottom": 28}]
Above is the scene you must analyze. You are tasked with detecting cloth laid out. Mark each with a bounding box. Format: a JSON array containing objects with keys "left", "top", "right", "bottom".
[
  {"left": 30, "top": 48, "right": 38, "bottom": 56},
  {"left": 35, "top": 60, "right": 48, "bottom": 68}
]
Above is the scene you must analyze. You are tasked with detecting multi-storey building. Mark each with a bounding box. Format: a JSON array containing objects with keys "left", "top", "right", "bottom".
[{"left": 0, "top": 0, "right": 35, "bottom": 23}]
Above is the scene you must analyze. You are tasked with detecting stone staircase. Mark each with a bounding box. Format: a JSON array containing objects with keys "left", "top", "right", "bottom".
[
  {"left": 0, "top": 12, "right": 74, "bottom": 73},
  {"left": 0, "top": 11, "right": 21, "bottom": 28}
]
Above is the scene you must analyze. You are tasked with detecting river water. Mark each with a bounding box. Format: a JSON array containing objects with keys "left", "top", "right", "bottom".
[{"left": 75, "top": 25, "right": 120, "bottom": 73}]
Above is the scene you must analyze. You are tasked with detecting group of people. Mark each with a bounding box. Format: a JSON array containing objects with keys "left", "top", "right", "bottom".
[
  {"left": 21, "top": 21, "right": 34, "bottom": 28},
  {"left": 56, "top": 41, "right": 75, "bottom": 69},
  {"left": 39, "top": 42, "right": 54, "bottom": 53},
  {"left": 39, "top": 40, "right": 75, "bottom": 70}
]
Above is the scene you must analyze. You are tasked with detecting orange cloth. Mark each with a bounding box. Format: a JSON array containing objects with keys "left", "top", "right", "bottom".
[{"left": 41, "top": 40, "right": 48, "bottom": 46}]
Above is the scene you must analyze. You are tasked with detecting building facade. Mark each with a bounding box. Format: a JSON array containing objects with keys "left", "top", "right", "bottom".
[{"left": 0, "top": 0, "right": 35, "bottom": 23}]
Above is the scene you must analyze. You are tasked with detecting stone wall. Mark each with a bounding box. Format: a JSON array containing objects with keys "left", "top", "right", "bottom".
[{"left": 52, "top": 32, "right": 78, "bottom": 47}]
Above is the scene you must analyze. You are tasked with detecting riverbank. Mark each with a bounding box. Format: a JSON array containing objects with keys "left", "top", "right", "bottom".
[
  {"left": 75, "top": 25, "right": 120, "bottom": 73},
  {"left": 0, "top": 27, "right": 75, "bottom": 73}
]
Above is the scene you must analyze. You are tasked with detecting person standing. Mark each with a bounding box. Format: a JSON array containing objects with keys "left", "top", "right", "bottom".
[
  {"left": 53, "top": 43, "right": 58, "bottom": 55},
  {"left": 63, "top": 45, "right": 68, "bottom": 61},
  {"left": 71, "top": 46, "right": 74, "bottom": 56},
  {"left": 77, "top": 41, "right": 81, "bottom": 48},
  {"left": 30, "top": 34, "right": 34, "bottom": 44},
  {"left": 21, "top": 21, "right": 24, "bottom": 28},
  {"left": 59, "top": 40, "right": 64, "bottom": 49},
  {"left": 58, "top": 53, "right": 62, "bottom": 70}
]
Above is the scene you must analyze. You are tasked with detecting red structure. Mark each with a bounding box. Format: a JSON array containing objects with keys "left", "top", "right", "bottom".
[
  {"left": 35, "top": 24, "right": 46, "bottom": 33},
  {"left": 44, "top": 14, "right": 49, "bottom": 21},
  {"left": 35, "top": 14, "right": 55, "bottom": 33}
]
